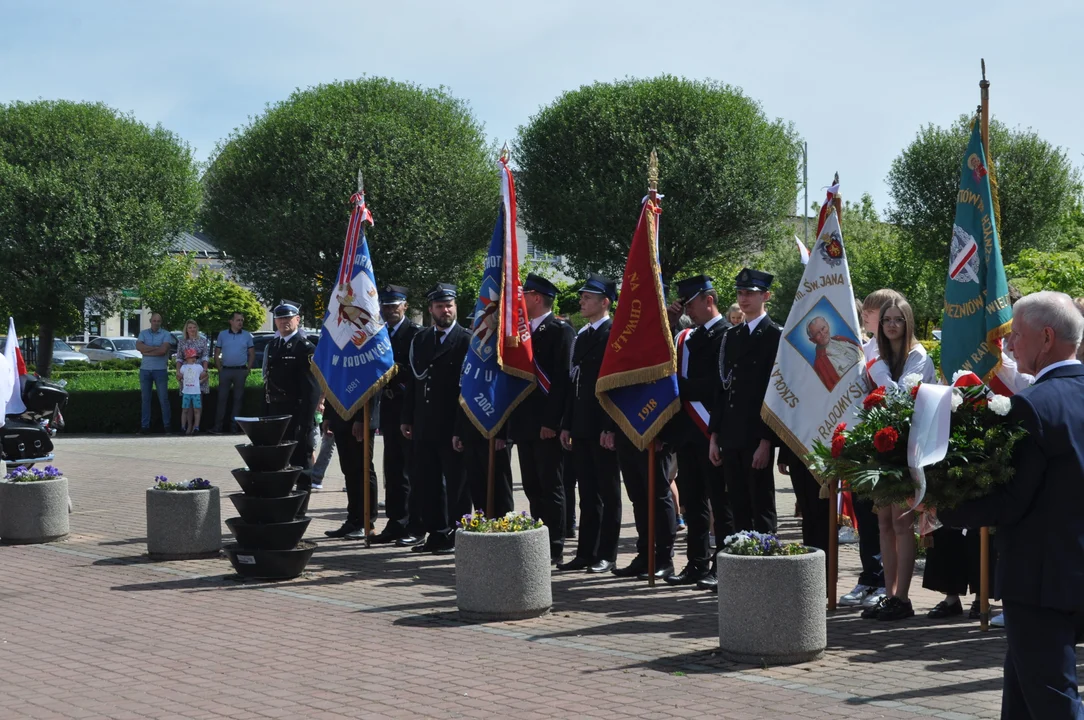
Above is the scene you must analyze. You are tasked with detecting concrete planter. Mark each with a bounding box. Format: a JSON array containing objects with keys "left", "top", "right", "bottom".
[
  {"left": 455, "top": 526, "right": 552, "bottom": 621},
  {"left": 146, "top": 487, "right": 221, "bottom": 560},
  {"left": 717, "top": 548, "right": 826, "bottom": 665},
  {"left": 0, "top": 476, "right": 70, "bottom": 544}
]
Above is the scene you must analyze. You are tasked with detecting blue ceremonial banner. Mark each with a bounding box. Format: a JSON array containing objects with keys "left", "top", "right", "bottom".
[
  {"left": 312, "top": 192, "right": 396, "bottom": 418},
  {"left": 460, "top": 159, "right": 536, "bottom": 438}
]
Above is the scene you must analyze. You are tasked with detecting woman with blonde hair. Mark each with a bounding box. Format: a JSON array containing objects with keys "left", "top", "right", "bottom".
[
  {"left": 861, "top": 296, "right": 936, "bottom": 622},
  {"left": 175, "top": 319, "right": 210, "bottom": 404},
  {"left": 726, "top": 303, "right": 743, "bottom": 327}
]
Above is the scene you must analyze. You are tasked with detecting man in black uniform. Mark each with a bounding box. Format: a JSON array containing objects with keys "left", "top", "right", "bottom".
[
  {"left": 709, "top": 269, "right": 781, "bottom": 536},
  {"left": 558, "top": 274, "right": 622, "bottom": 574},
  {"left": 370, "top": 285, "right": 422, "bottom": 544},
  {"left": 663, "top": 275, "right": 734, "bottom": 590},
  {"left": 400, "top": 283, "right": 470, "bottom": 554},
  {"left": 509, "top": 273, "right": 575, "bottom": 564},
  {"left": 612, "top": 432, "right": 677, "bottom": 581},
  {"left": 322, "top": 399, "right": 378, "bottom": 540},
  {"left": 264, "top": 302, "right": 321, "bottom": 520}
]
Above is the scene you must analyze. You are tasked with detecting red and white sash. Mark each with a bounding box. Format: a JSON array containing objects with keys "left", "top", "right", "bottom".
[{"left": 675, "top": 328, "right": 710, "bottom": 438}]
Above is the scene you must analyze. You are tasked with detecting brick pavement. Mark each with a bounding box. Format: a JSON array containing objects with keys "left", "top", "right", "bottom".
[{"left": 0, "top": 433, "right": 1052, "bottom": 719}]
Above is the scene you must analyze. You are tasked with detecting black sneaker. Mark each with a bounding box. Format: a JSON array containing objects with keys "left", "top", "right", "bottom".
[
  {"left": 861, "top": 595, "right": 889, "bottom": 619},
  {"left": 877, "top": 596, "right": 915, "bottom": 621}
]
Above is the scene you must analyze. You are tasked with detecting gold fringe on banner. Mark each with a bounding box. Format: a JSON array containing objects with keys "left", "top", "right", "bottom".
[{"left": 312, "top": 359, "right": 398, "bottom": 422}]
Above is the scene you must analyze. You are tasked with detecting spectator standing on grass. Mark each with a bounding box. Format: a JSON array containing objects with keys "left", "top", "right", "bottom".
[
  {"left": 177, "top": 348, "right": 206, "bottom": 435},
  {"left": 136, "top": 313, "right": 173, "bottom": 434},
  {"left": 210, "top": 312, "right": 254, "bottom": 434},
  {"left": 175, "top": 319, "right": 210, "bottom": 397}
]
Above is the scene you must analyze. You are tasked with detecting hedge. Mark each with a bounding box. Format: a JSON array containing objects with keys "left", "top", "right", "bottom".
[{"left": 58, "top": 370, "right": 267, "bottom": 434}]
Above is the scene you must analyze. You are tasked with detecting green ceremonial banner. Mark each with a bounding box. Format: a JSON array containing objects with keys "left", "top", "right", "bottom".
[{"left": 940, "top": 119, "right": 1012, "bottom": 382}]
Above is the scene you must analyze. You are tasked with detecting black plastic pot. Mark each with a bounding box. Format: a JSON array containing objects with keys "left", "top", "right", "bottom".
[
  {"left": 225, "top": 517, "right": 311, "bottom": 551},
  {"left": 234, "top": 442, "right": 296, "bottom": 472},
  {"left": 234, "top": 415, "right": 292, "bottom": 447},
  {"left": 230, "top": 467, "right": 302, "bottom": 498},
  {"left": 223, "top": 541, "right": 317, "bottom": 580},
  {"left": 228, "top": 491, "right": 306, "bottom": 524}
]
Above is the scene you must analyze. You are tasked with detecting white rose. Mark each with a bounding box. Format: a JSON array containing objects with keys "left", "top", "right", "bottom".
[
  {"left": 901, "top": 373, "right": 924, "bottom": 392},
  {"left": 950, "top": 389, "right": 964, "bottom": 412},
  {"left": 988, "top": 394, "right": 1012, "bottom": 416}
]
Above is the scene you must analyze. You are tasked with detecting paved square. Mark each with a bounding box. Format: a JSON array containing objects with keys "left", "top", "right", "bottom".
[{"left": 0, "top": 433, "right": 1050, "bottom": 719}]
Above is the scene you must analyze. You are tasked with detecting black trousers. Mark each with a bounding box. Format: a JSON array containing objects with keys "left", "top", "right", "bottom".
[
  {"left": 676, "top": 437, "right": 733, "bottom": 569},
  {"left": 571, "top": 437, "right": 622, "bottom": 563},
  {"left": 410, "top": 437, "right": 467, "bottom": 541},
  {"left": 464, "top": 439, "right": 514, "bottom": 519},
  {"left": 268, "top": 400, "right": 315, "bottom": 519},
  {"left": 381, "top": 427, "right": 413, "bottom": 536},
  {"left": 517, "top": 437, "right": 565, "bottom": 558},
  {"left": 615, "top": 434, "right": 676, "bottom": 566},
  {"left": 853, "top": 497, "right": 884, "bottom": 588},
  {"left": 330, "top": 416, "right": 377, "bottom": 528},
  {"left": 721, "top": 443, "right": 777, "bottom": 533},
  {"left": 563, "top": 448, "right": 577, "bottom": 531},
  {"left": 922, "top": 526, "right": 995, "bottom": 596},
  {"left": 1001, "top": 600, "right": 1084, "bottom": 719},
  {"left": 790, "top": 461, "right": 829, "bottom": 555}
]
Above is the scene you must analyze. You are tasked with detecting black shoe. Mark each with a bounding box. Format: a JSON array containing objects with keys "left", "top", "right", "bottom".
[
  {"left": 344, "top": 526, "right": 375, "bottom": 540},
  {"left": 139, "top": 427, "right": 150, "bottom": 435},
  {"left": 410, "top": 542, "right": 431, "bottom": 553},
  {"left": 395, "top": 535, "right": 424, "bottom": 547},
  {"left": 877, "top": 597, "right": 915, "bottom": 621},
  {"left": 432, "top": 544, "right": 455, "bottom": 556},
  {"left": 551, "top": 554, "right": 563, "bottom": 566},
  {"left": 370, "top": 530, "right": 403, "bottom": 545},
  {"left": 207, "top": 428, "right": 222, "bottom": 435},
  {"left": 969, "top": 599, "right": 982, "bottom": 620},
  {"left": 928, "top": 598, "right": 963, "bottom": 619},
  {"left": 587, "top": 560, "right": 615, "bottom": 574},
  {"left": 565, "top": 529, "right": 576, "bottom": 540},
  {"left": 638, "top": 564, "right": 675, "bottom": 581},
  {"left": 556, "top": 557, "right": 592, "bottom": 571},
  {"left": 861, "top": 595, "right": 889, "bottom": 619},
  {"left": 611, "top": 557, "right": 648, "bottom": 578},
  {"left": 664, "top": 564, "right": 710, "bottom": 586},
  {"left": 324, "top": 524, "right": 359, "bottom": 539},
  {"left": 695, "top": 574, "right": 718, "bottom": 591}
]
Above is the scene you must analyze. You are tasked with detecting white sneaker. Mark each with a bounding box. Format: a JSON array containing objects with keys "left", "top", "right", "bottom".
[
  {"left": 862, "top": 588, "right": 887, "bottom": 608},
  {"left": 991, "top": 612, "right": 1005, "bottom": 628},
  {"left": 838, "top": 527, "right": 859, "bottom": 544},
  {"left": 839, "top": 584, "right": 872, "bottom": 606},
  {"left": 310, "top": 483, "right": 324, "bottom": 491}
]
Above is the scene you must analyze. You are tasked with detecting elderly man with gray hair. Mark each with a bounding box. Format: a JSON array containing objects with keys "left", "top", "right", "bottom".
[{"left": 942, "top": 290, "right": 1084, "bottom": 719}]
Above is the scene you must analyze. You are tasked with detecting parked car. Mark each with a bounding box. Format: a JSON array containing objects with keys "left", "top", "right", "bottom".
[
  {"left": 0, "top": 337, "right": 89, "bottom": 366},
  {"left": 82, "top": 336, "right": 143, "bottom": 362}
]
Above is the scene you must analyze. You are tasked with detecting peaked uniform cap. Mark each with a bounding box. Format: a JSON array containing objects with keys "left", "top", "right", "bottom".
[{"left": 734, "top": 268, "right": 773, "bottom": 292}]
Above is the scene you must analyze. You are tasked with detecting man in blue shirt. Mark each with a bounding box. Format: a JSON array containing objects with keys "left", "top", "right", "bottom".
[
  {"left": 135, "top": 313, "right": 173, "bottom": 434},
  {"left": 209, "top": 312, "right": 255, "bottom": 434}
]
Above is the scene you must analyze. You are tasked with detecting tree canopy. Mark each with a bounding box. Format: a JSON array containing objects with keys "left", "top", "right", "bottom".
[
  {"left": 138, "top": 253, "right": 265, "bottom": 336},
  {"left": 201, "top": 78, "right": 498, "bottom": 323},
  {"left": 514, "top": 75, "right": 800, "bottom": 281},
  {"left": 0, "top": 100, "right": 200, "bottom": 373},
  {"left": 887, "top": 115, "right": 1081, "bottom": 265}
]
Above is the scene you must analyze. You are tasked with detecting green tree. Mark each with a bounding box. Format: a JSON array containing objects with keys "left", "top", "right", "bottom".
[
  {"left": 139, "top": 253, "right": 265, "bottom": 335},
  {"left": 201, "top": 78, "right": 498, "bottom": 324},
  {"left": 514, "top": 75, "right": 800, "bottom": 280},
  {"left": 887, "top": 116, "right": 1081, "bottom": 265},
  {"left": 0, "top": 100, "right": 200, "bottom": 374},
  {"left": 1006, "top": 248, "right": 1084, "bottom": 298}
]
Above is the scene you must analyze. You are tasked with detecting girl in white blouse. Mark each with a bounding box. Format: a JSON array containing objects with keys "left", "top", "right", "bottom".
[{"left": 861, "top": 297, "right": 936, "bottom": 622}]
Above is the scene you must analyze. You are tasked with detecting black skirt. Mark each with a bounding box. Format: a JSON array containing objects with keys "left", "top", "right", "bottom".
[{"left": 921, "top": 526, "right": 995, "bottom": 596}]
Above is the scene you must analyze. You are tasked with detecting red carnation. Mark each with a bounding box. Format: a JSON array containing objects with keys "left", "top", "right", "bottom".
[
  {"left": 833, "top": 422, "right": 847, "bottom": 438},
  {"left": 873, "top": 427, "right": 899, "bottom": 453},
  {"left": 910, "top": 385, "right": 920, "bottom": 399},
  {"left": 863, "top": 387, "right": 887, "bottom": 410},
  {"left": 831, "top": 434, "right": 846, "bottom": 458}
]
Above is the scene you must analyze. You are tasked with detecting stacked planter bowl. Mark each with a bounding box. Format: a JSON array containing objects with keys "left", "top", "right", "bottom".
[{"left": 222, "top": 415, "right": 315, "bottom": 580}]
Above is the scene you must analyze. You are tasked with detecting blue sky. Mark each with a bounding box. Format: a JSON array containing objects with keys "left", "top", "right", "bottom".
[{"left": 4, "top": 0, "right": 1080, "bottom": 216}]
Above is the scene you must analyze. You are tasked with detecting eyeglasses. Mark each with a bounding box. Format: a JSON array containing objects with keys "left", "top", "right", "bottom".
[{"left": 880, "top": 317, "right": 906, "bottom": 327}]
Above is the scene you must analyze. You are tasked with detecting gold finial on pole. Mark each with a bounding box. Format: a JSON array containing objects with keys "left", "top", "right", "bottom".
[
  {"left": 357, "top": 168, "right": 364, "bottom": 194},
  {"left": 500, "top": 143, "right": 510, "bottom": 164},
  {"left": 648, "top": 149, "right": 659, "bottom": 195}
]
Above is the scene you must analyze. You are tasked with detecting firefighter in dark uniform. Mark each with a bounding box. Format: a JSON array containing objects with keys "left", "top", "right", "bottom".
[
  {"left": 509, "top": 273, "right": 575, "bottom": 564},
  {"left": 369, "top": 285, "right": 423, "bottom": 545},
  {"left": 663, "top": 275, "right": 734, "bottom": 591},
  {"left": 709, "top": 269, "right": 782, "bottom": 536},
  {"left": 264, "top": 302, "right": 321, "bottom": 519},
  {"left": 558, "top": 273, "right": 622, "bottom": 574},
  {"left": 321, "top": 398, "right": 378, "bottom": 540},
  {"left": 399, "top": 283, "right": 470, "bottom": 554}
]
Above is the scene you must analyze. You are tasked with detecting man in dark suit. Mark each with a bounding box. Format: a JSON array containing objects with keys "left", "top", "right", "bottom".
[
  {"left": 558, "top": 273, "right": 622, "bottom": 574},
  {"left": 369, "top": 285, "right": 422, "bottom": 544},
  {"left": 709, "top": 269, "right": 781, "bottom": 538},
  {"left": 940, "top": 291, "right": 1084, "bottom": 719},
  {"left": 663, "top": 275, "right": 733, "bottom": 590},
  {"left": 510, "top": 273, "right": 575, "bottom": 564},
  {"left": 321, "top": 399, "right": 378, "bottom": 540},
  {"left": 399, "top": 283, "right": 470, "bottom": 554}
]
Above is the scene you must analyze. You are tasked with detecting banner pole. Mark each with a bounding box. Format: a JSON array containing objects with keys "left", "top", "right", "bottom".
[
  {"left": 827, "top": 477, "right": 838, "bottom": 610},
  {"left": 363, "top": 403, "right": 372, "bottom": 548},
  {"left": 647, "top": 442, "right": 656, "bottom": 587},
  {"left": 979, "top": 58, "right": 991, "bottom": 633},
  {"left": 487, "top": 436, "right": 496, "bottom": 519}
]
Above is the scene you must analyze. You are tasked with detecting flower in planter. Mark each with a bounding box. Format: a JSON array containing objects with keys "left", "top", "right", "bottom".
[
  {"left": 153, "top": 475, "right": 214, "bottom": 491},
  {"left": 722, "top": 530, "right": 808, "bottom": 556},
  {"left": 457, "top": 510, "right": 543, "bottom": 533},
  {"left": 5, "top": 465, "right": 63, "bottom": 482}
]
